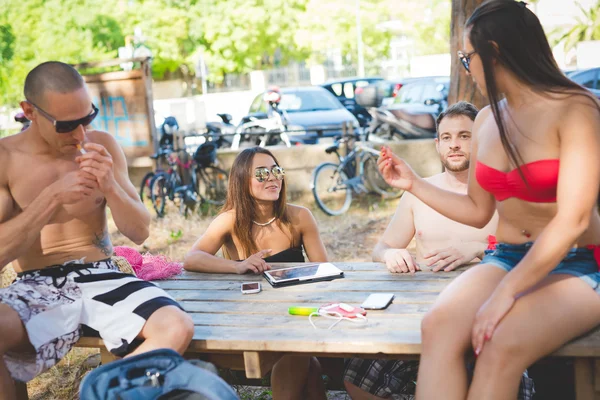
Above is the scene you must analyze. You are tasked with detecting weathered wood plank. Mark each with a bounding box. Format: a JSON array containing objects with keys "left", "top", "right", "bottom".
[
  {"left": 187, "top": 312, "right": 423, "bottom": 331},
  {"left": 554, "top": 327, "right": 600, "bottom": 357},
  {"left": 168, "top": 268, "right": 465, "bottom": 281},
  {"left": 168, "top": 290, "right": 439, "bottom": 304},
  {"left": 180, "top": 301, "right": 432, "bottom": 315},
  {"left": 185, "top": 326, "right": 422, "bottom": 354},
  {"left": 158, "top": 279, "right": 450, "bottom": 292},
  {"left": 186, "top": 353, "right": 246, "bottom": 371}
]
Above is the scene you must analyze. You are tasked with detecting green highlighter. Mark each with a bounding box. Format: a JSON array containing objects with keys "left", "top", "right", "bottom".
[{"left": 288, "top": 306, "right": 319, "bottom": 316}]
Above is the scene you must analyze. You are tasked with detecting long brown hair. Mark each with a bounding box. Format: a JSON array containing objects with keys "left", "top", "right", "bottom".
[
  {"left": 467, "top": 0, "right": 599, "bottom": 181},
  {"left": 221, "top": 147, "right": 295, "bottom": 258}
]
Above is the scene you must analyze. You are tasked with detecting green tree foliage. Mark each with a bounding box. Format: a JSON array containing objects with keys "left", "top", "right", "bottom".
[
  {"left": 0, "top": 22, "right": 16, "bottom": 104},
  {"left": 1, "top": 0, "right": 124, "bottom": 105},
  {"left": 553, "top": 0, "right": 600, "bottom": 52},
  {"left": 0, "top": 0, "right": 450, "bottom": 106},
  {"left": 298, "top": 0, "right": 393, "bottom": 70},
  {"left": 122, "top": 0, "right": 202, "bottom": 79},
  {"left": 197, "top": 0, "right": 309, "bottom": 80},
  {"left": 411, "top": 0, "right": 451, "bottom": 55}
]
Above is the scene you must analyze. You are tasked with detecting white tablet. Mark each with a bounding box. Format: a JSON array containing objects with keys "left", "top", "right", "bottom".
[{"left": 263, "top": 263, "right": 344, "bottom": 287}]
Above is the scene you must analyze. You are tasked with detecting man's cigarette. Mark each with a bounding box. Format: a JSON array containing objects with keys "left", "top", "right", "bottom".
[{"left": 77, "top": 144, "right": 87, "bottom": 154}]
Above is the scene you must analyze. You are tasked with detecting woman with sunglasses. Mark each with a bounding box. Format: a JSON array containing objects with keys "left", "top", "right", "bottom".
[
  {"left": 378, "top": 1, "right": 600, "bottom": 399},
  {"left": 184, "top": 146, "right": 328, "bottom": 400}
]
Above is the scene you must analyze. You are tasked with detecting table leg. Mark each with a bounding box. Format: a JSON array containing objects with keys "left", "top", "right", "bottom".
[
  {"left": 243, "top": 351, "right": 283, "bottom": 379},
  {"left": 574, "top": 358, "right": 600, "bottom": 400},
  {"left": 14, "top": 380, "right": 28, "bottom": 400},
  {"left": 100, "top": 348, "right": 118, "bottom": 365}
]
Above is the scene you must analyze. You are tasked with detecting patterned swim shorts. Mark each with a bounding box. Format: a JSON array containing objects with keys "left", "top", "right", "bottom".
[{"left": 1, "top": 258, "right": 183, "bottom": 382}]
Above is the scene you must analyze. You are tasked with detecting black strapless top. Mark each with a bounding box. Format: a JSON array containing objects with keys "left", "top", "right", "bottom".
[{"left": 264, "top": 247, "right": 305, "bottom": 263}]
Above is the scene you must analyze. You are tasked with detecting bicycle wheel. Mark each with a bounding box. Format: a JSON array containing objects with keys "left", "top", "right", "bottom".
[
  {"left": 149, "top": 172, "right": 169, "bottom": 217},
  {"left": 363, "top": 156, "right": 403, "bottom": 198},
  {"left": 139, "top": 171, "right": 155, "bottom": 203},
  {"left": 177, "top": 186, "right": 198, "bottom": 218},
  {"left": 196, "top": 166, "right": 228, "bottom": 205},
  {"left": 311, "top": 162, "right": 352, "bottom": 216}
]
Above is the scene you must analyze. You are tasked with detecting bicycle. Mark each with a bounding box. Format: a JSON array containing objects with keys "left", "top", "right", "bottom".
[
  {"left": 311, "top": 129, "right": 402, "bottom": 216},
  {"left": 180, "top": 132, "right": 230, "bottom": 208},
  {"left": 149, "top": 142, "right": 228, "bottom": 217},
  {"left": 192, "top": 142, "right": 229, "bottom": 208},
  {"left": 148, "top": 148, "right": 196, "bottom": 217},
  {"left": 139, "top": 147, "right": 172, "bottom": 206}
]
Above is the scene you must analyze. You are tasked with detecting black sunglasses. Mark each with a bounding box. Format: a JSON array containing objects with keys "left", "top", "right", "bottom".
[
  {"left": 27, "top": 100, "right": 99, "bottom": 133},
  {"left": 457, "top": 50, "right": 477, "bottom": 73},
  {"left": 254, "top": 166, "right": 285, "bottom": 183}
]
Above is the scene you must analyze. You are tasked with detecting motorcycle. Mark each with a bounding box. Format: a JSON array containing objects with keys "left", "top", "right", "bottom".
[
  {"left": 205, "top": 113, "right": 234, "bottom": 148},
  {"left": 361, "top": 83, "right": 448, "bottom": 141},
  {"left": 230, "top": 87, "right": 292, "bottom": 149}
]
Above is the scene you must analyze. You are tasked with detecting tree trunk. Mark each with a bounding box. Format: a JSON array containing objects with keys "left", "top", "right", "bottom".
[{"left": 449, "top": 0, "right": 487, "bottom": 109}]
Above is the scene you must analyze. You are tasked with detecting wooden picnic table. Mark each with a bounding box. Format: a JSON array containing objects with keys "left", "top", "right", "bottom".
[{"left": 68, "top": 261, "right": 600, "bottom": 399}]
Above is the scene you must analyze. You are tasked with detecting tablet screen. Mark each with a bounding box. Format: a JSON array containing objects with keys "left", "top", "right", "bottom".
[
  {"left": 266, "top": 263, "right": 341, "bottom": 282},
  {"left": 268, "top": 265, "right": 319, "bottom": 281}
]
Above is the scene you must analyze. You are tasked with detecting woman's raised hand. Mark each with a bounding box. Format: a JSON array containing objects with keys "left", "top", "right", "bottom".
[{"left": 377, "top": 146, "right": 419, "bottom": 191}]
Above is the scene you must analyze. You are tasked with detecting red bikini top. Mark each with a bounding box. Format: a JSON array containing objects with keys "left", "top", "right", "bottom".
[{"left": 475, "top": 159, "right": 559, "bottom": 202}]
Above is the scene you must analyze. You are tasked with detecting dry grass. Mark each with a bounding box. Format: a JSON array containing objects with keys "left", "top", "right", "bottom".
[{"left": 26, "top": 194, "right": 401, "bottom": 400}]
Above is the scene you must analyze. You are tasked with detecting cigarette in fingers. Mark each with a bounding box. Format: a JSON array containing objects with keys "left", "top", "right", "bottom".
[{"left": 77, "top": 144, "right": 87, "bottom": 154}]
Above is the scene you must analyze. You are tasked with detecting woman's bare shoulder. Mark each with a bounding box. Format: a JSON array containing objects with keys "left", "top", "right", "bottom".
[
  {"left": 286, "top": 204, "right": 315, "bottom": 224},
  {"left": 555, "top": 91, "right": 600, "bottom": 130},
  {"left": 472, "top": 106, "right": 494, "bottom": 135},
  {"left": 561, "top": 90, "right": 600, "bottom": 111},
  {"left": 210, "top": 210, "right": 236, "bottom": 230}
]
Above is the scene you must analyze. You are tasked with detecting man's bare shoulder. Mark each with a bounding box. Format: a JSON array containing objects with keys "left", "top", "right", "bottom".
[
  {"left": 423, "top": 173, "right": 445, "bottom": 186},
  {"left": 0, "top": 132, "right": 24, "bottom": 152},
  {"left": 85, "top": 130, "right": 120, "bottom": 154},
  {"left": 0, "top": 140, "right": 8, "bottom": 184},
  {"left": 0, "top": 137, "right": 8, "bottom": 156},
  {"left": 400, "top": 175, "right": 446, "bottom": 205},
  {"left": 0, "top": 134, "right": 21, "bottom": 182}
]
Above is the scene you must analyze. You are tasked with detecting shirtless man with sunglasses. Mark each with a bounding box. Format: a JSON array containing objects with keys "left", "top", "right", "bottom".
[{"left": 0, "top": 61, "right": 193, "bottom": 399}]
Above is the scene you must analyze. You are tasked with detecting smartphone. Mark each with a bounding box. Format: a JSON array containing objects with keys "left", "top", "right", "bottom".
[
  {"left": 241, "top": 282, "right": 261, "bottom": 294},
  {"left": 361, "top": 293, "right": 394, "bottom": 310}
]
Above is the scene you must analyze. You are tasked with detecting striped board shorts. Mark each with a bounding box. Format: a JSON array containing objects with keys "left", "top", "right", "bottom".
[{"left": 0, "top": 258, "right": 183, "bottom": 382}]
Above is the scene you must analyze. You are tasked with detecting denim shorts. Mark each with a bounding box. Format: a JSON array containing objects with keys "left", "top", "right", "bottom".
[{"left": 482, "top": 242, "right": 600, "bottom": 294}]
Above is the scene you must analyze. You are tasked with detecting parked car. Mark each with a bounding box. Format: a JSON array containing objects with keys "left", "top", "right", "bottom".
[
  {"left": 359, "top": 76, "right": 450, "bottom": 141},
  {"left": 241, "top": 86, "right": 360, "bottom": 145},
  {"left": 368, "top": 77, "right": 426, "bottom": 107},
  {"left": 392, "top": 76, "right": 450, "bottom": 107},
  {"left": 568, "top": 67, "right": 600, "bottom": 99},
  {"left": 320, "top": 77, "right": 384, "bottom": 127}
]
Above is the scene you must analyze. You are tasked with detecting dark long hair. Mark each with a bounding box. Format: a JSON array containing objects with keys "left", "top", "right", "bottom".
[
  {"left": 221, "top": 147, "right": 294, "bottom": 258},
  {"left": 467, "top": 0, "right": 598, "bottom": 177}
]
